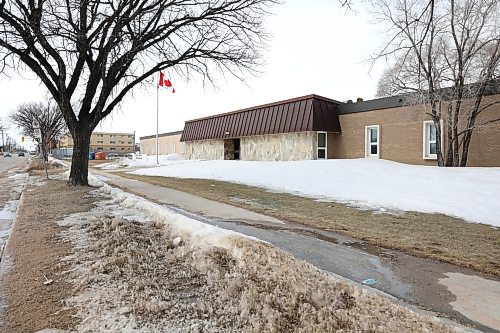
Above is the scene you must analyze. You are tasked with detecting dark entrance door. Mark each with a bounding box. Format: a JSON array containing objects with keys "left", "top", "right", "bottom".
[
  {"left": 233, "top": 138, "right": 240, "bottom": 160},
  {"left": 224, "top": 138, "right": 241, "bottom": 160}
]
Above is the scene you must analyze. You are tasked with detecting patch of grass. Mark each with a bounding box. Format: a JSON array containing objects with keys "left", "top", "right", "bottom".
[
  {"left": 89, "top": 160, "right": 111, "bottom": 166},
  {"left": 117, "top": 173, "right": 500, "bottom": 276}
]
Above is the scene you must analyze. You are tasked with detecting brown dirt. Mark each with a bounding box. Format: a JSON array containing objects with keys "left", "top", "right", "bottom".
[
  {"left": 0, "top": 178, "right": 96, "bottom": 333},
  {"left": 116, "top": 173, "right": 500, "bottom": 276}
]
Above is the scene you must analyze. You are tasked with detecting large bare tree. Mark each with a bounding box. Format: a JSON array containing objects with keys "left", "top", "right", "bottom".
[
  {"left": 11, "top": 101, "right": 67, "bottom": 160},
  {"left": 371, "top": 0, "right": 500, "bottom": 166},
  {"left": 0, "top": 0, "right": 276, "bottom": 185}
]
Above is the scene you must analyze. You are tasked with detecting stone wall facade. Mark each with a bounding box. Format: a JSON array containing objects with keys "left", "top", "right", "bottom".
[
  {"left": 184, "top": 139, "right": 224, "bottom": 160},
  {"left": 240, "top": 132, "right": 317, "bottom": 161}
]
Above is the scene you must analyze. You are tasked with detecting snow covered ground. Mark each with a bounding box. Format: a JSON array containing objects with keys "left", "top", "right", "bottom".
[
  {"left": 56, "top": 176, "right": 458, "bottom": 332},
  {"left": 126, "top": 159, "right": 500, "bottom": 227},
  {"left": 97, "top": 154, "right": 182, "bottom": 170}
]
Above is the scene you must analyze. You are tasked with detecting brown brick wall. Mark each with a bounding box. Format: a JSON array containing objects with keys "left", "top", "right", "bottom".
[{"left": 332, "top": 95, "right": 500, "bottom": 167}]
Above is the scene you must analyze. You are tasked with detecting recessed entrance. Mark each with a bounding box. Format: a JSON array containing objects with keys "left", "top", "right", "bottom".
[{"left": 224, "top": 138, "right": 240, "bottom": 160}]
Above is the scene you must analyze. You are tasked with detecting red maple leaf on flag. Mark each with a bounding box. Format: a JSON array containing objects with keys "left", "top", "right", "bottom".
[{"left": 158, "top": 71, "right": 175, "bottom": 92}]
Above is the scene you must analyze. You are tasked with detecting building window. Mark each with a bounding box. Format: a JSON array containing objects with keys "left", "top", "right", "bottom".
[
  {"left": 98, "top": 134, "right": 103, "bottom": 137},
  {"left": 423, "top": 120, "right": 442, "bottom": 159},
  {"left": 97, "top": 140, "right": 103, "bottom": 144},
  {"left": 317, "top": 132, "right": 327, "bottom": 159},
  {"left": 110, "top": 140, "right": 116, "bottom": 144},
  {"left": 121, "top": 148, "right": 125, "bottom": 150},
  {"left": 165, "top": 143, "right": 169, "bottom": 154},
  {"left": 110, "top": 147, "right": 116, "bottom": 151},
  {"left": 128, "top": 141, "right": 132, "bottom": 144},
  {"left": 172, "top": 142, "right": 176, "bottom": 154},
  {"left": 97, "top": 147, "right": 103, "bottom": 151},
  {"left": 365, "top": 125, "right": 380, "bottom": 158}
]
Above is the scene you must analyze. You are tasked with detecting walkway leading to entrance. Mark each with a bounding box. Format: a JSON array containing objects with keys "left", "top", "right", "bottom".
[{"left": 93, "top": 168, "right": 499, "bottom": 332}]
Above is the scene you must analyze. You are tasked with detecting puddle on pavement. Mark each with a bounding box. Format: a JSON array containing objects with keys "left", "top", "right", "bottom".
[
  {"left": 343, "top": 241, "right": 397, "bottom": 261},
  {"left": 230, "top": 221, "right": 340, "bottom": 244}
]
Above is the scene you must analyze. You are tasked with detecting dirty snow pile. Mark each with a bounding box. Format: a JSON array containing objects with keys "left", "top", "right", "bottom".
[
  {"left": 98, "top": 154, "right": 183, "bottom": 170},
  {"left": 56, "top": 181, "right": 458, "bottom": 332},
  {"left": 129, "top": 159, "right": 500, "bottom": 226}
]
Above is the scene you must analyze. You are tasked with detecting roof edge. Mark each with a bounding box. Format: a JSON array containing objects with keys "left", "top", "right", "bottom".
[
  {"left": 185, "top": 94, "right": 343, "bottom": 123},
  {"left": 140, "top": 130, "right": 183, "bottom": 140}
]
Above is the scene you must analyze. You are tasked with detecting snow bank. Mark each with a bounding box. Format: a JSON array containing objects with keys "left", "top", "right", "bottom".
[
  {"left": 129, "top": 159, "right": 500, "bottom": 227},
  {"left": 57, "top": 184, "right": 458, "bottom": 332},
  {"left": 97, "top": 154, "right": 183, "bottom": 170}
]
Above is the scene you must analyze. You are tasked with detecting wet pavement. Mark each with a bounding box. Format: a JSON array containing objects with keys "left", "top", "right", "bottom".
[
  {"left": 0, "top": 157, "right": 28, "bottom": 261},
  {"left": 94, "top": 169, "right": 499, "bottom": 332}
]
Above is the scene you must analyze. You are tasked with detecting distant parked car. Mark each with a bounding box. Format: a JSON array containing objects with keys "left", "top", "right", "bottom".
[
  {"left": 18, "top": 152, "right": 25, "bottom": 157},
  {"left": 29, "top": 150, "right": 36, "bottom": 155},
  {"left": 4, "top": 152, "right": 12, "bottom": 157},
  {"left": 107, "top": 153, "right": 119, "bottom": 159}
]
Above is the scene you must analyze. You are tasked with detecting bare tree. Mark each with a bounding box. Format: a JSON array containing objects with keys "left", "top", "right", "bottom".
[
  {"left": 371, "top": 0, "right": 500, "bottom": 166},
  {"left": 11, "top": 101, "right": 67, "bottom": 160},
  {"left": 0, "top": 0, "right": 277, "bottom": 185}
]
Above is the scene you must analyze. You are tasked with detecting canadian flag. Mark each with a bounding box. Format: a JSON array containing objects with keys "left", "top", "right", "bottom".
[{"left": 158, "top": 71, "right": 175, "bottom": 93}]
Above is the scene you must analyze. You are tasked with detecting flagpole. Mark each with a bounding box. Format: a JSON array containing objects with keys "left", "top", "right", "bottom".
[{"left": 156, "top": 84, "right": 159, "bottom": 165}]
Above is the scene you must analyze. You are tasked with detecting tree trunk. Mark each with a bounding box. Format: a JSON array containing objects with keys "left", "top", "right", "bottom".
[{"left": 69, "top": 128, "right": 91, "bottom": 186}]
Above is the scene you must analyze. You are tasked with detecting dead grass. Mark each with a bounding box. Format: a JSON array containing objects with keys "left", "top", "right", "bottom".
[
  {"left": 62, "top": 188, "right": 458, "bottom": 332},
  {"left": 0, "top": 178, "right": 96, "bottom": 333},
  {"left": 89, "top": 159, "right": 112, "bottom": 166},
  {"left": 117, "top": 173, "right": 500, "bottom": 276},
  {"left": 28, "top": 158, "right": 64, "bottom": 171}
]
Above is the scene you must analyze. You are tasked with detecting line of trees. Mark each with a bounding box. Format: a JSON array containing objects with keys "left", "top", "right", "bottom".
[
  {"left": 11, "top": 101, "right": 67, "bottom": 161},
  {"left": 371, "top": 0, "right": 500, "bottom": 167},
  {"left": 0, "top": 0, "right": 277, "bottom": 185}
]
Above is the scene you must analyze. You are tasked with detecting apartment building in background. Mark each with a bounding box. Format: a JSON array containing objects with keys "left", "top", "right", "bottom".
[{"left": 59, "top": 131, "right": 136, "bottom": 155}]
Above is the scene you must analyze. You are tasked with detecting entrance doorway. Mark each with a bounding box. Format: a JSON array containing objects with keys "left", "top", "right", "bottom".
[{"left": 224, "top": 138, "right": 240, "bottom": 160}]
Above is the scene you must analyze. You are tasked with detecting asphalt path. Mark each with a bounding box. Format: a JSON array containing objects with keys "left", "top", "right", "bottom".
[{"left": 93, "top": 168, "right": 499, "bottom": 333}]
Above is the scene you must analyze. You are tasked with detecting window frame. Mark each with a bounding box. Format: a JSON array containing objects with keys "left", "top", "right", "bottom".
[
  {"left": 423, "top": 120, "right": 443, "bottom": 160},
  {"left": 365, "top": 125, "right": 380, "bottom": 158},
  {"left": 172, "top": 142, "right": 176, "bottom": 154},
  {"left": 317, "top": 131, "right": 327, "bottom": 160}
]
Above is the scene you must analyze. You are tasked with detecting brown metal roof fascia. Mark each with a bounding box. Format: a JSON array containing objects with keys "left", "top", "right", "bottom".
[
  {"left": 185, "top": 94, "right": 342, "bottom": 123},
  {"left": 312, "top": 99, "right": 341, "bottom": 133},
  {"left": 249, "top": 109, "right": 259, "bottom": 136},
  {"left": 290, "top": 101, "right": 300, "bottom": 132},
  {"left": 220, "top": 116, "right": 229, "bottom": 139},
  {"left": 181, "top": 95, "right": 343, "bottom": 141},
  {"left": 298, "top": 99, "right": 312, "bottom": 131},
  {"left": 276, "top": 103, "right": 287, "bottom": 133},
  {"left": 255, "top": 108, "right": 265, "bottom": 136},
  {"left": 255, "top": 108, "right": 264, "bottom": 136},
  {"left": 230, "top": 114, "right": 238, "bottom": 136},
  {"left": 285, "top": 102, "right": 297, "bottom": 133},
  {"left": 261, "top": 107, "right": 271, "bottom": 135}
]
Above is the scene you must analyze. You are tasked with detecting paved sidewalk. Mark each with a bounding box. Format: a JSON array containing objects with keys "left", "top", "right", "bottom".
[{"left": 94, "top": 168, "right": 499, "bottom": 332}]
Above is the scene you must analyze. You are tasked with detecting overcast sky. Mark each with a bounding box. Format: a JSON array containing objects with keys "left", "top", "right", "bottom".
[{"left": 0, "top": 0, "right": 387, "bottom": 146}]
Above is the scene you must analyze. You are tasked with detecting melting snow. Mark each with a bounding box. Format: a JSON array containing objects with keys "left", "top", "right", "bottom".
[{"left": 126, "top": 159, "right": 500, "bottom": 227}]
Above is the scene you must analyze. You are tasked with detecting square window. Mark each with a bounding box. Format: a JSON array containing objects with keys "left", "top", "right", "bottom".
[{"left": 318, "top": 149, "right": 326, "bottom": 159}]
